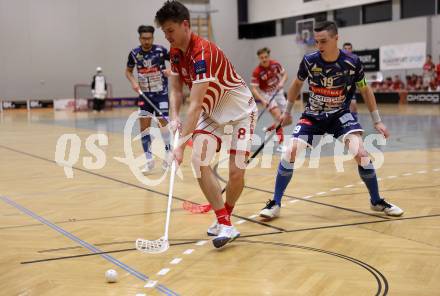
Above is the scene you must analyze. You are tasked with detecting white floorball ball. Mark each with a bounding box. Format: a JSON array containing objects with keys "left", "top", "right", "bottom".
[{"left": 105, "top": 269, "right": 118, "bottom": 283}]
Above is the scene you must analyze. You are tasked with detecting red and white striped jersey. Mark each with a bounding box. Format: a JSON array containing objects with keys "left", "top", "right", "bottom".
[
  {"left": 170, "top": 33, "right": 256, "bottom": 124},
  {"left": 251, "top": 60, "right": 285, "bottom": 94}
]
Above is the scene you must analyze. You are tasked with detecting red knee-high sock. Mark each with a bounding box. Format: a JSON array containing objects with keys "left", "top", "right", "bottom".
[
  {"left": 215, "top": 208, "right": 231, "bottom": 226},
  {"left": 276, "top": 127, "right": 284, "bottom": 144},
  {"left": 224, "top": 202, "right": 234, "bottom": 215}
]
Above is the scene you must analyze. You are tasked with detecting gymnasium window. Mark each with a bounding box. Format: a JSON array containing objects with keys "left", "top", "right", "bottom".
[
  {"left": 334, "top": 6, "right": 361, "bottom": 27},
  {"left": 281, "top": 16, "right": 301, "bottom": 35},
  {"left": 401, "top": 0, "right": 436, "bottom": 18},
  {"left": 362, "top": 1, "right": 392, "bottom": 24},
  {"left": 303, "top": 11, "right": 327, "bottom": 23},
  {"left": 238, "top": 20, "right": 276, "bottom": 39}
]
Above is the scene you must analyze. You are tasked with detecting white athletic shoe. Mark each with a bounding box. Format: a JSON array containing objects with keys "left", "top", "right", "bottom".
[
  {"left": 259, "top": 199, "right": 281, "bottom": 219},
  {"left": 370, "top": 199, "right": 404, "bottom": 217},
  {"left": 141, "top": 158, "right": 155, "bottom": 174},
  {"left": 212, "top": 224, "right": 240, "bottom": 249},
  {"left": 207, "top": 220, "right": 220, "bottom": 236}
]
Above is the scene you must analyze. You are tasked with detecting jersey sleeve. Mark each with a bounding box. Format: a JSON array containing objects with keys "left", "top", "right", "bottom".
[
  {"left": 274, "top": 61, "right": 285, "bottom": 75},
  {"left": 127, "top": 51, "right": 136, "bottom": 68},
  {"left": 297, "top": 57, "right": 308, "bottom": 81},
  {"left": 354, "top": 57, "right": 367, "bottom": 89},
  {"left": 250, "top": 68, "right": 260, "bottom": 86},
  {"left": 191, "top": 43, "right": 215, "bottom": 84}
]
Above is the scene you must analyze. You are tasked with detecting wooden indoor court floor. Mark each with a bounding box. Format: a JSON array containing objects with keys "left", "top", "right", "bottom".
[{"left": 0, "top": 104, "right": 439, "bottom": 296}]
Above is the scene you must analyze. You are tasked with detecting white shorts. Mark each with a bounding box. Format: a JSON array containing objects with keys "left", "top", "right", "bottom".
[
  {"left": 194, "top": 110, "right": 257, "bottom": 156},
  {"left": 264, "top": 90, "right": 287, "bottom": 112}
]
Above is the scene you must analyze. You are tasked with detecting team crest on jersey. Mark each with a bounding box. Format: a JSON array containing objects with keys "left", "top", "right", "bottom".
[
  {"left": 194, "top": 60, "right": 207, "bottom": 74},
  {"left": 143, "top": 60, "right": 152, "bottom": 67},
  {"left": 311, "top": 66, "right": 322, "bottom": 73},
  {"left": 136, "top": 53, "right": 143, "bottom": 61}
]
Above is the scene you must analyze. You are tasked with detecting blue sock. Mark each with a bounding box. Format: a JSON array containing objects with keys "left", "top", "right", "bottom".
[
  {"left": 358, "top": 162, "right": 381, "bottom": 205},
  {"left": 141, "top": 134, "right": 152, "bottom": 159},
  {"left": 273, "top": 160, "right": 294, "bottom": 206}
]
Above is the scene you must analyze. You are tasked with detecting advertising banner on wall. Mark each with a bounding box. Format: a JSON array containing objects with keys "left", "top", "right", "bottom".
[
  {"left": 353, "top": 49, "right": 380, "bottom": 72},
  {"left": 380, "top": 42, "right": 426, "bottom": 70}
]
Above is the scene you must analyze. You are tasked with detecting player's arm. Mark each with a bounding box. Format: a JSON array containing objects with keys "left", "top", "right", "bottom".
[
  {"left": 358, "top": 80, "right": 390, "bottom": 138},
  {"left": 169, "top": 74, "right": 184, "bottom": 124},
  {"left": 173, "top": 81, "right": 209, "bottom": 165},
  {"left": 280, "top": 78, "right": 303, "bottom": 126},
  {"left": 125, "top": 67, "right": 140, "bottom": 93},
  {"left": 250, "top": 85, "right": 268, "bottom": 107},
  {"left": 125, "top": 52, "right": 140, "bottom": 93},
  {"left": 278, "top": 69, "right": 288, "bottom": 90}
]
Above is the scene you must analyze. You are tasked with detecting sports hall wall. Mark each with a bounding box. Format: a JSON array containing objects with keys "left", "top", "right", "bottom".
[
  {"left": 0, "top": 0, "right": 438, "bottom": 101},
  {"left": 248, "top": 0, "right": 389, "bottom": 23}
]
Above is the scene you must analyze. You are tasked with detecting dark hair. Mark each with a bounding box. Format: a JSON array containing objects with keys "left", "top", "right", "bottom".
[
  {"left": 343, "top": 42, "right": 352, "bottom": 48},
  {"left": 427, "top": 54, "right": 432, "bottom": 59},
  {"left": 314, "top": 21, "right": 338, "bottom": 36},
  {"left": 155, "top": 1, "right": 190, "bottom": 26},
  {"left": 257, "top": 47, "right": 270, "bottom": 56},
  {"left": 138, "top": 25, "right": 155, "bottom": 35}
]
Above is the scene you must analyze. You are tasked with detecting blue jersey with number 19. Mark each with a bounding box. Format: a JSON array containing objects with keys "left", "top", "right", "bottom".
[{"left": 297, "top": 50, "right": 366, "bottom": 119}]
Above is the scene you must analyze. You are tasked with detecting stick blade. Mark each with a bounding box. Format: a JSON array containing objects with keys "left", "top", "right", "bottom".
[
  {"left": 182, "top": 201, "right": 212, "bottom": 214},
  {"left": 135, "top": 237, "right": 169, "bottom": 254}
]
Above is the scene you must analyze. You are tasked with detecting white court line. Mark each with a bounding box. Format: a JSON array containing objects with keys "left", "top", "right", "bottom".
[
  {"left": 330, "top": 188, "right": 341, "bottom": 191},
  {"left": 157, "top": 268, "right": 170, "bottom": 276},
  {"left": 144, "top": 280, "right": 157, "bottom": 288},
  {"left": 433, "top": 168, "right": 440, "bottom": 172},
  {"left": 183, "top": 249, "right": 194, "bottom": 255},
  {"left": 316, "top": 192, "right": 326, "bottom": 195},
  {"left": 387, "top": 176, "right": 397, "bottom": 179},
  {"left": 136, "top": 294, "right": 146, "bottom": 296},
  {"left": 402, "top": 173, "right": 413, "bottom": 176},
  {"left": 357, "top": 181, "right": 364, "bottom": 185},
  {"left": 417, "top": 170, "right": 427, "bottom": 174},
  {"left": 170, "top": 258, "right": 182, "bottom": 265},
  {"left": 236, "top": 220, "right": 246, "bottom": 225},
  {"left": 303, "top": 195, "right": 313, "bottom": 199},
  {"left": 195, "top": 240, "right": 207, "bottom": 246},
  {"left": 344, "top": 184, "right": 354, "bottom": 188},
  {"left": 248, "top": 214, "right": 258, "bottom": 219},
  {"left": 289, "top": 200, "right": 299, "bottom": 203},
  {"left": 377, "top": 177, "right": 382, "bottom": 181}
]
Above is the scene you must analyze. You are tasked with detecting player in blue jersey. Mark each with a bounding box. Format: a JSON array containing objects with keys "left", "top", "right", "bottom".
[
  {"left": 259, "top": 21, "right": 403, "bottom": 219},
  {"left": 125, "top": 25, "right": 171, "bottom": 173},
  {"left": 343, "top": 42, "right": 358, "bottom": 118}
]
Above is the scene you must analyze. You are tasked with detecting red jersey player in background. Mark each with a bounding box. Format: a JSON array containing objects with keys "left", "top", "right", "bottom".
[
  {"left": 250, "top": 47, "right": 291, "bottom": 152},
  {"left": 155, "top": 1, "right": 257, "bottom": 249}
]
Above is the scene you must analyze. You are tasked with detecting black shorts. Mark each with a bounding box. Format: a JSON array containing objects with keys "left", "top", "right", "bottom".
[
  {"left": 138, "top": 92, "right": 169, "bottom": 117},
  {"left": 292, "top": 110, "right": 363, "bottom": 146}
]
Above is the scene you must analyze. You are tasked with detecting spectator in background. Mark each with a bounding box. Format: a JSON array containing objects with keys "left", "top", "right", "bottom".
[
  {"left": 392, "top": 75, "right": 404, "bottom": 91},
  {"left": 428, "top": 80, "right": 439, "bottom": 92},
  {"left": 436, "top": 55, "right": 440, "bottom": 84},
  {"left": 415, "top": 76, "right": 423, "bottom": 91},
  {"left": 383, "top": 77, "right": 393, "bottom": 91},
  {"left": 423, "top": 54, "right": 435, "bottom": 88},
  {"left": 91, "top": 66, "right": 107, "bottom": 113}
]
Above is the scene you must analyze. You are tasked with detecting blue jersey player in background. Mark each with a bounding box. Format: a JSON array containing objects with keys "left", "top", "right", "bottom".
[
  {"left": 125, "top": 25, "right": 171, "bottom": 173},
  {"left": 259, "top": 21, "right": 403, "bottom": 219}
]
